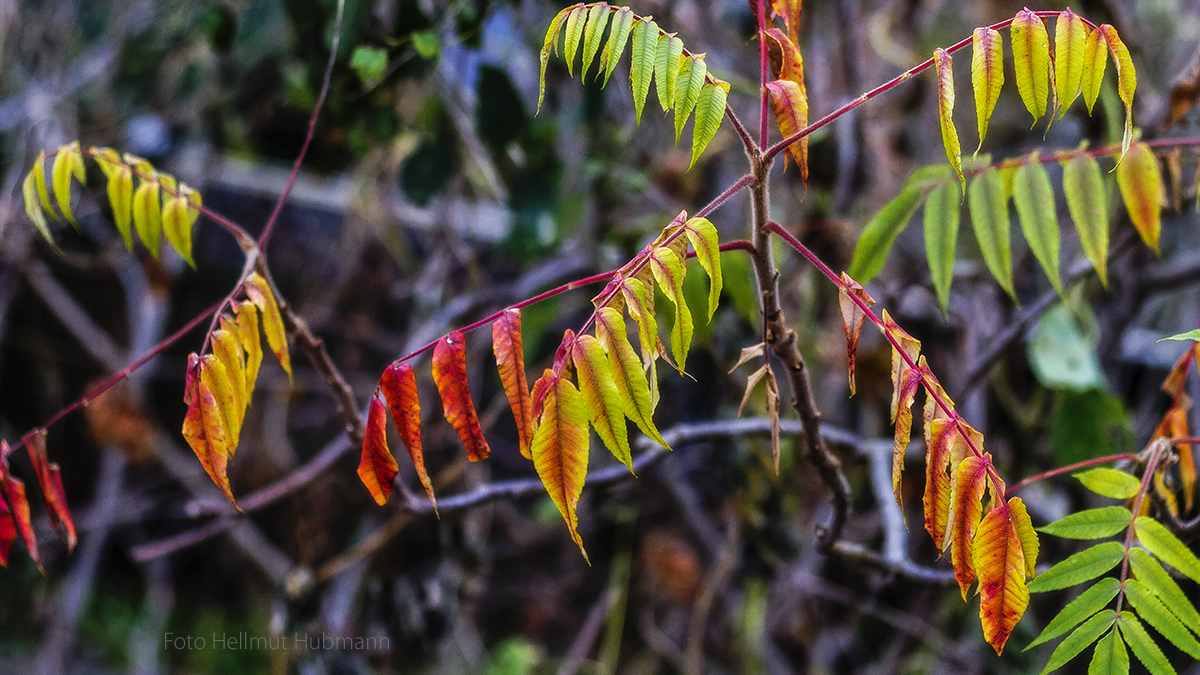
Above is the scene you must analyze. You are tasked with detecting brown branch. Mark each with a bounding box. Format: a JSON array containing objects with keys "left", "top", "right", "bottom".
[{"left": 747, "top": 156, "right": 850, "bottom": 552}]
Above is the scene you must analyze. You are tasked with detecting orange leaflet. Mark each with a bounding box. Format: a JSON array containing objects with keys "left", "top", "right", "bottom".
[
  {"left": 950, "top": 454, "right": 989, "bottom": 599},
  {"left": 765, "top": 79, "right": 808, "bottom": 180},
  {"left": 182, "top": 354, "right": 237, "bottom": 507},
  {"left": 882, "top": 310, "right": 920, "bottom": 420},
  {"left": 973, "top": 498, "right": 1034, "bottom": 654},
  {"left": 530, "top": 368, "right": 591, "bottom": 561},
  {"left": 492, "top": 309, "right": 535, "bottom": 459},
  {"left": 0, "top": 442, "right": 39, "bottom": 570},
  {"left": 433, "top": 331, "right": 491, "bottom": 461},
  {"left": 358, "top": 393, "right": 399, "bottom": 506},
  {"left": 924, "top": 418, "right": 958, "bottom": 551},
  {"left": 380, "top": 362, "right": 435, "bottom": 511},
  {"left": 26, "top": 434, "right": 76, "bottom": 551},
  {"left": 1154, "top": 406, "right": 1194, "bottom": 513},
  {"left": 837, "top": 273, "right": 873, "bottom": 396},
  {"left": 769, "top": 0, "right": 801, "bottom": 44}
]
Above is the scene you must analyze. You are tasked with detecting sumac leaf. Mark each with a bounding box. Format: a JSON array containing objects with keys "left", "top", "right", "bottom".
[
  {"left": 974, "top": 499, "right": 1033, "bottom": 654},
  {"left": 244, "top": 272, "right": 292, "bottom": 380},
  {"left": 933, "top": 48, "right": 963, "bottom": 188},
  {"left": 1011, "top": 9, "right": 1051, "bottom": 124},
  {"left": 967, "top": 167, "right": 1015, "bottom": 299},
  {"left": 1025, "top": 577, "right": 1120, "bottom": 650},
  {"left": 655, "top": 33, "right": 684, "bottom": 112},
  {"left": 766, "top": 79, "right": 809, "bottom": 177},
  {"left": 1062, "top": 153, "right": 1110, "bottom": 286},
  {"left": 573, "top": 334, "right": 633, "bottom": 471},
  {"left": 972, "top": 28, "right": 1004, "bottom": 154},
  {"left": 358, "top": 394, "right": 399, "bottom": 506},
  {"left": 1012, "top": 158, "right": 1063, "bottom": 295},
  {"left": 493, "top": 309, "right": 535, "bottom": 459},
  {"left": 951, "top": 453, "right": 990, "bottom": 598},
  {"left": 1027, "top": 541, "right": 1124, "bottom": 592},
  {"left": 531, "top": 369, "right": 591, "bottom": 561},
  {"left": 433, "top": 331, "right": 491, "bottom": 461},
  {"left": 1054, "top": 10, "right": 1087, "bottom": 117},
  {"left": 26, "top": 434, "right": 76, "bottom": 551},
  {"left": 381, "top": 362, "right": 435, "bottom": 511},
  {"left": 923, "top": 180, "right": 961, "bottom": 315},
  {"left": 1116, "top": 142, "right": 1163, "bottom": 254},
  {"left": 182, "top": 354, "right": 237, "bottom": 506}
]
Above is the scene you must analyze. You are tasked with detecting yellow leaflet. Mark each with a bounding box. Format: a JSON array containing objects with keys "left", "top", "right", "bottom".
[
  {"left": 200, "top": 354, "right": 241, "bottom": 454},
  {"left": 1082, "top": 28, "right": 1107, "bottom": 115},
  {"left": 934, "top": 48, "right": 963, "bottom": 191},
  {"left": 562, "top": 5, "right": 586, "bottom": 78},
  {"left": 133, "top": 177, "right": 162, "bottom": 257},
  {"left": 1116, "top": 142, "right": 1163, "bottom": 254},
  {"left": 594, "top": 307, "right": 667, "bottom": 448},
  {"left": 233, "top": 300, "right": 263, "bottom": 397},
  {"left": 765, "top": 79, "right": 808, "bottom": 176},
  {"left": 33, "top": 150, "right": 56, "bottom": 222},
  {"left": 537, "top": 5, "right": 576, "bottom": 113},
  {"left": 682, "top": 217, "right": 722, "bottom": 320},
  {"left": 212, "top": 323, "right": 247, "bottom": 422},
  {"left": 573, "top": 334, "right": 634, "bottom": 471},
  {"left": 924, "top": 418, "right": 958, "bottom": 550},
  {"left": 52, "top": 142, "right": 84, "bottom": 227},
  {"left": 1054, "top": 9, "right": 1087, "bottom": 118},
  {"left": 245, "top": 272, "right": 293, "bottom": 381},
  {"left": 183, "top": 359, "right": 236, "bottom": 506},
  {"left": 1098, "top": 25, "right": 1137, "bottom": 158},
  {"left": 22, "top": 168, "right": 56, "bottom": 249},
  {"left": 1010, "top": 9, "right": 1050, "bottom": 124},
  {"left": 971, "top": 28, "right": 1004, "bottom": 156},
  {"left": 649, "top": 245, "right": 692, "bottom": 370},
  {"left": 106, "top": 164, "right": 135, "bottom": 250},
  {"left": 892, "top": 366, "right": 922, "bottom": 511},
  {"left": 531, "top": 370, "right": 591, "bottom": 562}
]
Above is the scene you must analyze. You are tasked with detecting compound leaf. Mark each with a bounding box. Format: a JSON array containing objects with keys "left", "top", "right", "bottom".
[{"left": 1026, "top": 577, "right": 1120, "bottom": 650}]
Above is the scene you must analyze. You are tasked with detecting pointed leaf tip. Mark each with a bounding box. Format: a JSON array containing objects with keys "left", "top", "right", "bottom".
[
  {"left": 358, "top": 394, "right": 399, "bottom": 506},
  {"left": 433, "top": 331, "right": 491, "bottom": 461},
  {"left": 380, "top": 362, "right": 435, "bottom": 512}
]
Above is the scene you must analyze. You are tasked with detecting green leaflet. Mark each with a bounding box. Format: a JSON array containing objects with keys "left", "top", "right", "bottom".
[
  {"left": 33, "top": 150, "right": 56, "bottom": 221},
  {"left": 1128, "top": 548, "right": 1200, "bottom": 634},
  {"left": 1116, "top": 613, "right": 1175, "bottom": 675},
  {"left": 1028, "top": 541, "right": 1124, "bottom": 593},
  {"left": 1012, "top": 158, "right": 1063, "bottom": 296},
  {"left": 971, "top": 28, "right": 1004, "bottom": 155},
  {"left": 1038, "top": 506, "right": 1131, "bottom": 540},
  {"left": 1040, "top": 610, "right": 1116, "bottom": 675},
  {"left": 601, "top": 7, "right": 634, "bottom": 86},
  {"left": 1062, "top": 154, "right": 1110, "bottom": 286},
  {"left": 1082, "top": 28, "right": 1107, "bottom": 115},
  {"left": 682, "top": 216, "right": 722, "bottom": 320},
  {"left": 1116, "top": 142, "right": 1162, "bottom": 254},
  {"left": 967, "top": 167, "right": 1015, "bottom": 299},
  {"left": 690, "top": 82, "right": 727, "bottom": 169},
  {"left": 51, "top": 142, "right": 86, "bottom": 227},
  {"left": 537, "top": 5, "right": 574, "bottom": 113},
  {"left": 848, "top": 168, "right": 941, "bottom": 283},
  {"left": 573, "top": 334, "right": 633, "bottom": 471},
  {"left": 1026, "top": 577, "right": 1121, "bottom": 650},
  {"left": 1160, "top": 329, "right": 1200, "bottom": 342},
  {"left": 1011, "top": 9, "right": 1051, "bottom": 124},
  {"left": 923, "top": 180, "right": 960, "bottom": 316},
  {"left": 933, "top": 48, "right": 963, "bottom": 189},
  {"left": 562, "top": 5, "right": 586, "bottom": 78},
  {"left": 650, "top": 245, "right": 692, "bottom": 369},
  {"left": 1124, "top": 578, "right": 1200, "bottom": 659},
  {"left": 580, "top": 3, "right": 611, "bottom": 80},
  {"left": 1054, "top": 10, "right": 1087, "bottom": 118},
  {"left": 132, "top": 176, "right": 162, "bottom": 258},
  {"left": 594, "top": 307, "right": 667, "bottom": 448},
  {"left": 22, "top": 167, "right": 56, "bottom": 250},
  {"left": 1088, "top": 628, "right": 1128, "bottom": 675},
  {"left": 630, "top": 18, "right": 658, "bottom": 125},
  {"left": 673, "top": 55, "right": 707, "bottom": 147},
  {"left": 1098, "top": 25, "right": 1136, "bottom": 157},
  {"left": 1075, "top": 467, "right": 1140, "bottom": 500},
  {"left": 655, "top": 33, "right": 683, "bottom": 112},
  {"left": 161, "top": 175, "right": 197, "bottom": 268},
  {"left": 1134, "top": 516, "right": 1200, "bottom": 584}
]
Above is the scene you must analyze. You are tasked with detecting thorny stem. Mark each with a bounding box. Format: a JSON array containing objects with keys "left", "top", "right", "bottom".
[
  {"left": 1005, "top": 453, "right": 1140, "bottom": 497},
  {"left": 763, "top": 11, "right": 1097, "bottom": 163}
]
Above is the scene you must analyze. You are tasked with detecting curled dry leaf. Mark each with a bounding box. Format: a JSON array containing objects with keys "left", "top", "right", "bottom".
[
  {"left": 358, "top": 393, "right": 399, "bottom": 506},
  {"left": 433, "top": 331, "right": 491, "bottom": 461},
  {"left": 493, "top": 309, "right": 534, "bottom": 459},
  {"left": 381, "top": 362, "right": 435, "bottom": 512},
  {"left": 26, "top": 434, "right": 77, "bottom": 551}
]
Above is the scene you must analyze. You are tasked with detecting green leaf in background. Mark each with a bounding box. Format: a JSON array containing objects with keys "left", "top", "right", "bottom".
[
  {"left": 1049, "top": 389, "right": 1131, "bottom": 466},
  {"left": 1061, "top": 154, "right": 1110, "bottom": 287},
  {"left": 1029, "top": 304, "right": 1103, "bottom": 391},
  {"left": 350, "top": 46, "right": 388, "bottom": 89},
  {"left": 1158, "top": 329, "right": 1200, "bottom": 343},
  {"left": 849, "top": 166, "right": 949, "bottom": 283},
  {"left": 412, "top": 31, "right": 440, "bottom": 60},
  {"left": 967, "top": 167, "right": 1015, "bottom": 299},
  {"left": 1134, "top": 517, "right": 1200, "bottom": 584},
  {"left": 1028, "top": 541, "right": 1124, "bottom": 593},
  {"left": 1012, "top": 158, "right": 1063, "bottom": 295},
  {"left": 924, "top": 180, "right": 961, "bottom": 316},
  {"left": 1128, "top": 548, "right": 1200, "bottom": 633},
  {"left": 1026, "top": 577, "right": 1120, "bottom": 650},
  {"left": 1074, "top": 468, "right": 1140, "bottom": 500},
  {"left": 1040, "top": 610, "right": 1115, "bottom": 674},
  {"left": 1037, "top": 506, "right": 1131, "bottom": 540}
]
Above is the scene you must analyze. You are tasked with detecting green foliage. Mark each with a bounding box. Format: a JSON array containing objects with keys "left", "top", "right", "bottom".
[
  {"left": 1074, "top": 468, "right": 1140, "bottom": 500},
  {"left": 1036, "top": 507, "right": 1130, "bottom": 540}
]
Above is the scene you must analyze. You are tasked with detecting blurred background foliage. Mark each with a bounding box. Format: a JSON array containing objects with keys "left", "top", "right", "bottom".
[{"left": 1, "top": 0, "right": 1199, "bottom": 673}]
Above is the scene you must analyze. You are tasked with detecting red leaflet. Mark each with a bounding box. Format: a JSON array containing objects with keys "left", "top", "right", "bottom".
[
  {"left": 0, "top": 449, "right": 40, "bottom": 571},
  {"left": 838, "top": 273, "right": 873, "bottom": 396},
  {"left": 0, "top": 487, "right": 16, "bottom": 566},
  {"left": 433, "top": 331, "right": 491, "bottom": 461},
  {"left": 182, "top": 354, "right": 237, "bottom": 507},
  {"left": 973, "top": 498, "right": 1033, "bottom": 654},
  {"left": 26, "top": 434, "right": 76, "bottom": 551},
  {"left": 380, "top": 363, "right": 436, "bottom": 512},
  {"left": 493, "top": 309, "right": 535, "bottom": 459},
  {"left": 358, "top": 393, "right": 399, "bottom": 506},
  {"left": 951, "top": 454, "right": 990, "bottom": 599}
]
